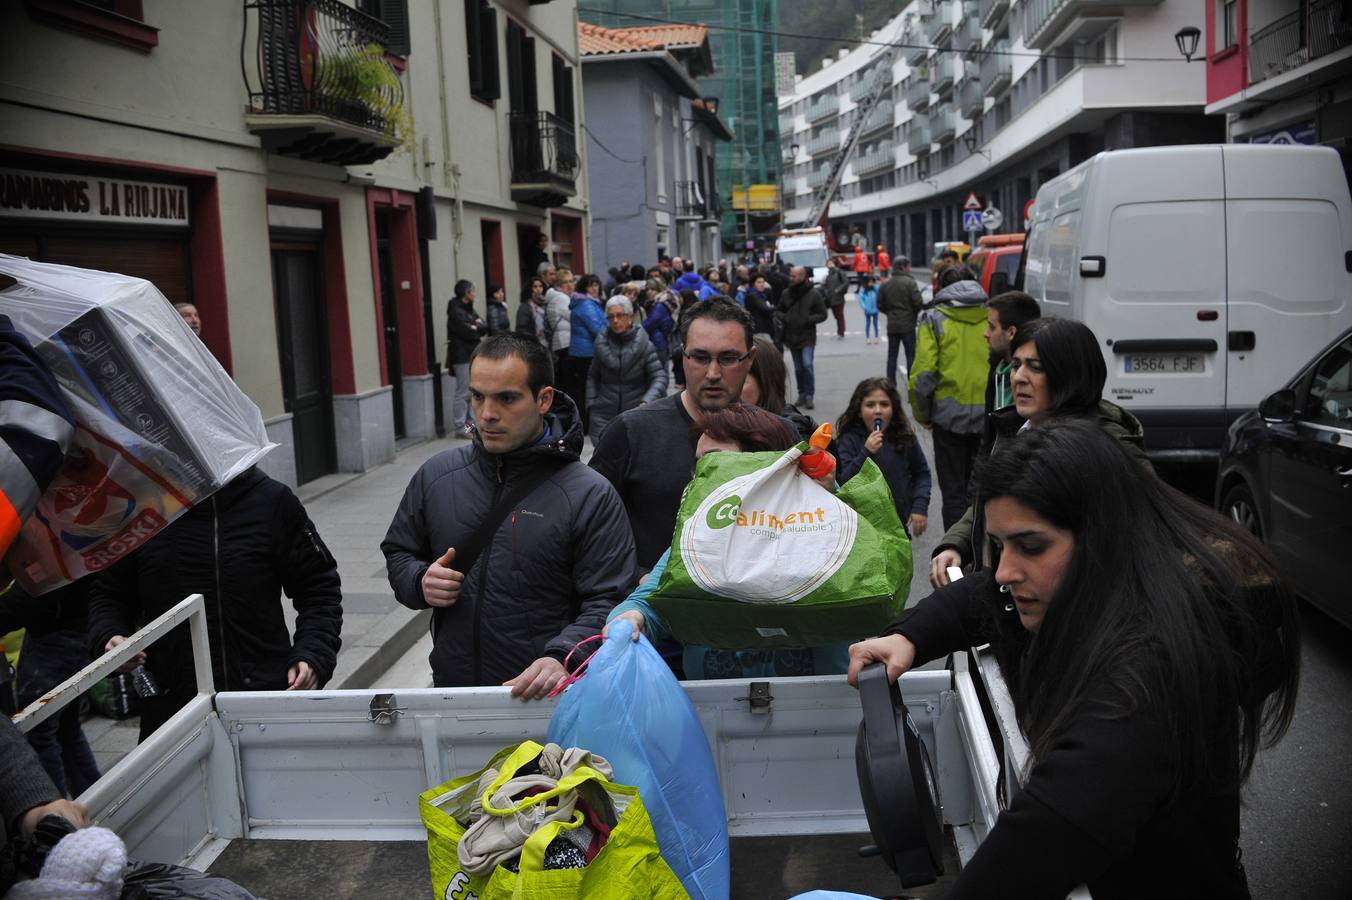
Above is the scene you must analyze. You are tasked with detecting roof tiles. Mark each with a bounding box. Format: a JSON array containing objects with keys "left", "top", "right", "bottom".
[{"left": 578, "top": 22, "right": 709, "bottom": 57}]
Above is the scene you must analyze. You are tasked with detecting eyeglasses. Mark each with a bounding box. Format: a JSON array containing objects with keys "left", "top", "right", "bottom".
[
  {"left": 682, "top": 349, "right": 753, "bottom": 368},
  {"left": 606, "top": 312, "right": 631, "bottom": 320}
]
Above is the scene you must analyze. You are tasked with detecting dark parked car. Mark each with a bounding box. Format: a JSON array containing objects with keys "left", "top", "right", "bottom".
[{"left": 1216, "top": 327, "right": 1352, "bottom": 628}]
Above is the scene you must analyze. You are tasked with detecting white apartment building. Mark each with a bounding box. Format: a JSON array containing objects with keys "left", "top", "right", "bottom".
[
  {"left": 779, "top": 0, "right": 1220, "bottom": 265},
  {"left": 1, "top": 0, "right": 589, "bottom": 487}
]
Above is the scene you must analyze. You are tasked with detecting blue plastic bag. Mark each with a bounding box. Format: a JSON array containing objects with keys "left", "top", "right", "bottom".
[{"left": 548, "top": 618, "right": 730, "bottom": 900}]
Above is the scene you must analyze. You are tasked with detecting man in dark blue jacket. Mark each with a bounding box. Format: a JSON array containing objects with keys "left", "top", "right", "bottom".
[{"left": 382, "top": 333, "right": 636, "bottom": 697}]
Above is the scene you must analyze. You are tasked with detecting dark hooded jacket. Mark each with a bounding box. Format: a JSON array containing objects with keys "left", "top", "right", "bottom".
[
  {"left": 87, "top": 467, "right": 343, "bottom": 737},
  {"left": 936, "top": 399, "right": 1148, "bottom": 569},
  {"left": 776, "top": 280, "right": 828, "bottom": 349},
  {"left": 381, "top": 393, "right": 636, "bottom": 688}
]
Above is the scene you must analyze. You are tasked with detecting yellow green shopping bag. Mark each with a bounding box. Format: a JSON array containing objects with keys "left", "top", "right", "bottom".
[{"left": 419, "top": 740, "right": 688, "bottom": 899}]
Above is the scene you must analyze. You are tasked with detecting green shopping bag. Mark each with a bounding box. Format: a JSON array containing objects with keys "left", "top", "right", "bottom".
[
  {"left": 419, "top": 740, "right": 687, "bottom": 900},
  {"left": 650, "top": 443, "right": 912, "bottom": 649}
]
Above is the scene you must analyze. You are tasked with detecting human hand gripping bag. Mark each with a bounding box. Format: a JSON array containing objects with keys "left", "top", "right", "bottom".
[
  {"left": 0, "top": 255, "right": 273, "bottom": 594},
  {"left": 547, "top": 618, "right": 731, "bottom": 900},
  {"left": 650, "top": 443, "right": 911, "bottom": 649},
  {"left": 419, "top": 738, "right": 687, "bottom": 900}
]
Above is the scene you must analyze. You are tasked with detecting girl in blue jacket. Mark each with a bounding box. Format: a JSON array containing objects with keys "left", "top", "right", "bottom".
[
  {"left": 857, "top": 275, "right": 880, "bottom": 343},
  {"left": 836, "top": 377, "right": 931, "bottom": 538}
]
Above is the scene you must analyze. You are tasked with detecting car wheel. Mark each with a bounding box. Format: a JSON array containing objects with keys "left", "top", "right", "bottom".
[{"left": 1222, "top": 483, "right": 1262, "bottom": 539}]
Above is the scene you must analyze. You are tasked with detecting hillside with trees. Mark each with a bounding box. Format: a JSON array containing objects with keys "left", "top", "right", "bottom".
[{"left": 778, "top": 0, "right": 902, "bottom": 76}]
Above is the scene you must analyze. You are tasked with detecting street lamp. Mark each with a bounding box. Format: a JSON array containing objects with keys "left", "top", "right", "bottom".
[
  {"left": 1174, "top": 26, "right": 1201, "bottom": 62},
  {"left": 962, "top": 129, "right": 992, "bottom": 161}
]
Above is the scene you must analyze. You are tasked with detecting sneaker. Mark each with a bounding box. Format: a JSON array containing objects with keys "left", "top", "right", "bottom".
[
  {"left": 794, "top": 395, "right": 806, "bottom": 408},
  {"left": 803, "top": 395, "right": 815, "bottom": 410}
]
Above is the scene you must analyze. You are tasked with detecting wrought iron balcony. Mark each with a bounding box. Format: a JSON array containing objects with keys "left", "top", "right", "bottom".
[
  {"left": 905, "top": 70, "right": 931, "bottom": 111},
  {"left": 980, "top": 41, "right": 1012, "bottom": 97},
  {"left": 854, "top": 141, "right": 896, "bottom": 176},
  {"left": 807, "top": 128, "right": 841, "bottom": 157},
  {"left": 957, "top": 63, "right": 984, "bottom": 118},
  {"left": 955, "top": 3, "right": 983, "bottom": 48},
  {"left": 242, "top": 0, "right": 406, "bottom": 165},
  {"left": 908, "top": 115, "right": 932, "bottom": 155},
  {"left": 508, "top": 111, "right": 579, "bottom": 208},
  {"left": 674, "top": 180, "right": 707, "bottom": 219},
  {"left": 923, "top": 0, "right": 955, "bottom": 45},
  {"left": 1249, "top": 0, "right": 1350, "bottom": 85},
  {"left": 858, "top": 103, "right": 894, "bottom": 138},
  {"left": 979, "top": 0, "right": 1009, "bottom": 29},
  {"left": 805, "top": 93, "right": 840, "bottom": 124},
  {"left": 932, "top": 104, "right": 958, "bottom": 145}
]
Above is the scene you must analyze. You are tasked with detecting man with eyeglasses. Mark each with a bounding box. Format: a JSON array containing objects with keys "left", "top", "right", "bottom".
[{"left": 590, "top": 298, "right": 758, "bottom": 572}]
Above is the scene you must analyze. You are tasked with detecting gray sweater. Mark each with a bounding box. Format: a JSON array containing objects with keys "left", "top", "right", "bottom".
[{"left": 1, "top": 715, "right": 59, "bottom": 843}]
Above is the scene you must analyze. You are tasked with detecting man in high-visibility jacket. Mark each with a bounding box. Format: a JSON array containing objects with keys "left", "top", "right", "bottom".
[{"left": 0, "top": 315, "right": 74, "bottom": 558}]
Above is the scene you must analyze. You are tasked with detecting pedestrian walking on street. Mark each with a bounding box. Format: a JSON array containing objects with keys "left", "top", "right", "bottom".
[
  {"left": 447, "top": 279, "right": 486, "bottom": 438},
  {"left": 641, "top": 279, "right": 677, "bottom": 370},
  {"left": 848, "top": 418, "right": 1299, "bottom": 899},
  {"left": 545, "top": 268, "right": 574, "bottom": 388},
  {"left": 858, "top": 275, "right": 880, "bottom": 344},
  {"left": 743, "top": 274, "right": 777, "bottom": 341},
  {"left": 587, "top": 296, "right": 667, "bottom": 441},
  {"left": 776, "top": 266, "right": 828, "bottom": 410},
  {"left": 485, "top": 284, "right": 510, "bottom": 336},
  {"left": 852, "top": 244, "right": 871, "bottom": 292},
  {"left": 877, "top": 257, "right": 926, "bottom": 383},
  {"left": 836, "top": 377, "right": 930, "bottom": 539},
  {"left": 824, "top": 258, "right": 849, "bottom": 339},
  {"left": 383, "top": 334, "right": 635, "bottom": 695},
  {"left": 909, "top": 265, "right": 989, "bottom": 530},
  {"left": 982, "top": 291, "right": 1042, "bottom": 433},
  {"left": 565, "top": 274, "right": 606, "bottom": 429},
  {"left": 90, "top": 466, "right": 344, "bottom": 741},
  {"left": 876, "top": 245, "right": 891, "bottom": 274}
]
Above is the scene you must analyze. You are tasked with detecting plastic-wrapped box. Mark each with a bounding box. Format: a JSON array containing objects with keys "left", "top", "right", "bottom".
[{"left": 0, "top": 254, "right": 274, "bottom": 594}]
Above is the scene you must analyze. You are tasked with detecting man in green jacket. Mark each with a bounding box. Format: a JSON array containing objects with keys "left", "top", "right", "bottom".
[{"left": 909, "top": 265, "right": 989, "bottom": 529}]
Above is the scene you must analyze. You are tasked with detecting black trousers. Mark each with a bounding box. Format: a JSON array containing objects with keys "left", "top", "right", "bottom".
[
  {"left": 887, "top": 331, "right": 916, "bottom": 386},
  {"left": 931, "top": 426, "right": 983, "bottom": 531},
  {"left": 558, "top": 354, "right": 592, "bottom": 431}
]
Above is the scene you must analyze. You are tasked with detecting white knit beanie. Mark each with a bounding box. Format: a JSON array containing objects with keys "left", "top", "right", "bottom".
[{"left": 5, "top": 827, "right": 126, "bottom": 899}]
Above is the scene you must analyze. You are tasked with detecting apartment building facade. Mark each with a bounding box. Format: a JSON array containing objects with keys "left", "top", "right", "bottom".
[
  {"left": 580, "top": 22, "right": 732, "bottom": 269},
  {"left": 1203, "top": 0, "right": 1351, "bottom": 177},
  {"left": 780, "top": 0, "right": 1222, "bottom": 265},
  {"left": 1, "top": 0, "right": 589, "bottom": 487}
]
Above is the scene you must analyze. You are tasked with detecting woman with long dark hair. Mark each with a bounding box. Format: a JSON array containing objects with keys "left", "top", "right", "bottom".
[
  {"left": 849, "top": 419, "right": 1300, "bottom": 898},
  {"left": 930, "top": 316, "right": 1146, "bottom": 586},
  {"left": 835, "top": 376, "right": 930, "bottom": 538},
  {"left": 741, "top": 335, "right": 814, "bottom": 441}
]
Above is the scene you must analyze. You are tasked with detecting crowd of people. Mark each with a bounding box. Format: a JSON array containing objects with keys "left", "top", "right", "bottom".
[{"left": 0, "top": 243, "right": 1304, "bottom": 897}]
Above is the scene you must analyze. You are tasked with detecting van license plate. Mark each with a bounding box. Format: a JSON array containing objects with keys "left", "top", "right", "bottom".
[{"left": 1124, "top": 354, "right": 1203, "bottom": 374}]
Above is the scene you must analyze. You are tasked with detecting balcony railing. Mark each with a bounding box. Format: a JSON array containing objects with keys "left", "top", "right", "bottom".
[
  {"left": 932, "top": 53, "right": 961, "bottom": 95},
  {"left": 779, "top": 114, "right": 796, "bottom": 137},
  {"left": 958, "top": 63, "right": 984, "bottom": 118},
  {"left": 908, "top": 115, "right": 932, "bottom": 155},
  {"left": 807, "top": 128, "right": 841, "bottom": 157},
  {"left": 675, "top": 180, "right": 707, "bottom": 219},
  {"left": 1022, "top": 0, "right": 1162, "bottom": 51},
  {"left": 980, "top": 40, "right": 1013, "bottom": 97},
  {"left": 932, "top": 104, "right": 958, "bottom": 145},
  {"left": 508, "top": 111, "right": 578, "bottom": 207},
  {"left": 858, "top": 103, "right": 894, "bottom": 137},
  {"left": 849, "top": 66, "right": 890, "bottom": 102},
  {"left": 242, "top": 0, "right": 405, "bottom": 165},
  {"left": 805, "top": 93, "right": 840, "bottom": 124},
  {"left": 904, "top": 25, "right": 928, "bottom": 66},
  {"left": 905, "top": 69, "right": 931, "bottom": 111},
  {"left": 979, "top": 0, "right": 1009, "bottom": 28},
  {"left": 923, "top": 0, "right": 955, "bottom": 44},
  {"left": 1249, "top": 0, "right": 1350, "bottom": 85},
  {"left": 807, "top": 166, "right": 832, "bottom": 190},
  {"left": 955, "top": 2, "right": 983, "bottom": 48},
  {"left": 854, "top": 141, "right": 896, "bottom": 176}
]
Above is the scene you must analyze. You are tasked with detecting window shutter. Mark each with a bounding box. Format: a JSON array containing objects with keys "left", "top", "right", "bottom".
[
  {"left": 480, "top": 4, "right": 500, "bottom": 101},
  {"left": 377, "top": 0, "right": 410, "bottom": 55},
  {"left": 465, "top": 0, "right": 481, "bottom": 94}
]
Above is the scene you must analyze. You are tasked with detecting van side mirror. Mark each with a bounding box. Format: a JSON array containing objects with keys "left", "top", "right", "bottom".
[{"left": 1259, "top": 389, "right": 1297, "bottom": 423}]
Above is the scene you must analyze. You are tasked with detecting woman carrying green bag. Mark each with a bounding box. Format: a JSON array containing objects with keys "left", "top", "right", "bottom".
[{"left": 603, "top": 404, "right": 884, "bottom": 679}]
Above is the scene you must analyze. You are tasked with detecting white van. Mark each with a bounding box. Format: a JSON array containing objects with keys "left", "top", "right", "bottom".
[
  {"left": 1021, "top": 144, "right": 1352, "bottom": 462},
  {"left": 774, "top": 227, "right": 830, "bottom": 286}
]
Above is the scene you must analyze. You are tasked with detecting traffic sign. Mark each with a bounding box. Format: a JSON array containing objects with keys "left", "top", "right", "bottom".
[
  {"left": 1023, "top": 198, "right": 1035, "bottom": 228},
  {"left": 962, "top": 210, "right": 983, "bottom": 232},
  {"left": 963, "top": 192, "right": 983, "bottom": 211},
  {"left": 982, "top": 206, "right": 1003, "bottom": 231}
]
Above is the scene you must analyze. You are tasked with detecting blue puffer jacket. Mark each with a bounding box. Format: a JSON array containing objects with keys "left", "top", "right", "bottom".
[
  {"left": 569, "top": 294, "right": 607, "bottom": 359},
  {"left": 642, "top": 297, "right": 676, "bottom": 355}
]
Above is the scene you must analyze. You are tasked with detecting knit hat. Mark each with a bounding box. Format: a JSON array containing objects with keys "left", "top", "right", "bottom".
[{"left": 6, "top": 827, "right": 126, "bottom": 899}]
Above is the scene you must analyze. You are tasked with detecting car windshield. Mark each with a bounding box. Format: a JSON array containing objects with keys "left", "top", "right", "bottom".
[{"left": 779, "top": 248, "right": 828, "bottom": 268}]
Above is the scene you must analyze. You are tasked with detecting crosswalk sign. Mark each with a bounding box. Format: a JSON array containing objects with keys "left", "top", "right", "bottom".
[{"left": 962, "top": 210, "right": 983, "bottom": 231}]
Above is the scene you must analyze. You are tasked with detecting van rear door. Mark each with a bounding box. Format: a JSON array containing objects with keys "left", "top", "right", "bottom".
[
  {"left": 1091, "top": 148, "right": 1228, "bottom": 455},
  {"left": 1223, "top": 145, "right": 1352, "bottom": 410}
]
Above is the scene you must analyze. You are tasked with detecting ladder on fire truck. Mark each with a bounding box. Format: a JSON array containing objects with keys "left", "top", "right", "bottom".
[{"left": 800, "top": 19, "right": 907, "bottom": 229}]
